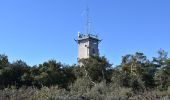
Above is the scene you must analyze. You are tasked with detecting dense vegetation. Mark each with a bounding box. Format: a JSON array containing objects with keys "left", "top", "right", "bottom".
[{"left": 0, "top": 49, "right": 170, "bottom": 100}]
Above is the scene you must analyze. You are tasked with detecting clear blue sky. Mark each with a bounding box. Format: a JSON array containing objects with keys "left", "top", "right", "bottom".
[{"left": 0, "top": 0, "right": 170, "bottom": 66}]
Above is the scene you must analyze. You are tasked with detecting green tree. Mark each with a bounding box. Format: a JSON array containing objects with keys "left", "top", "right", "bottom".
[
  {"left": 0, "top": 59, "right": 30, "bottom": 88},
  {"left": 154, "top": 49, "right": 168, "bottom": 90},
  {"left": 121, "top": 52, "right": 155, "bottom": 91},
  {"left": 0, "top": 55, "right": 9, "bottom": 88},
  {"left": 121, "top": 52, "right": 147, "bottom": 75},
  {"left": 37, "top": 60, "right": 63, "bottom": 87},
  {"left": 79, "top": 56, "right": 112, "bottom": 84}
]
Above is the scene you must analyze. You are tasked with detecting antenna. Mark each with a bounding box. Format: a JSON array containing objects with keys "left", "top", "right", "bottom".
[{"left": 85, "top": 6, "right": 91, "bottom": 34}]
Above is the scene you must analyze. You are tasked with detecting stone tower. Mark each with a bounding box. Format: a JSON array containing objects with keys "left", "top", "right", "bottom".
[{"left": 75, "top": 33, "right": 101, "bottom": 61}]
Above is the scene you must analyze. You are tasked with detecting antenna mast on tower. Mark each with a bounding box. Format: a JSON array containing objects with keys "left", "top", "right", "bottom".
[{"left": 85, "top": 6, "right": 91, "bottom": 34}]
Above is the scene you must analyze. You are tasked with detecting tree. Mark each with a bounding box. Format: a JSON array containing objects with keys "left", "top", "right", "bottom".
[
  {"left": 36, "top": 60, "right": 63, "bottom": 87},
  {"left": 0, "top": 55, "right": 9, "bottom": 88},
  {"left": 0, "top": 55, "right": 9, "bottom": 68},
  {"left": 121, "top": 52, "right": 155, "bottom": 90},
  {"left": 62, "top": 65, "right": 76, "bottom": 89},
  {"left": 0, "top": 59, "right": 30, "bottom": 89},
  {"left": 121, "top": 52, "right": 147, "bottom": 75},
  {"left": 154, "top": 59, "right": 170, "bottom": 90},
  {"left": 79, "top": 56, "right": 112, "bottom": 84},
  {"left": 153, "top": 49, "right": 168, "bottom": 68},
  {"left": 153, "top": 49, "right": 168, "bottom": 90}
]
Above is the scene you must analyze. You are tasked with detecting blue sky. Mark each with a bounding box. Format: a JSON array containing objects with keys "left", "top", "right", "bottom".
[{"left": 0, "top": 0, "right": 170, "bottom": 66}]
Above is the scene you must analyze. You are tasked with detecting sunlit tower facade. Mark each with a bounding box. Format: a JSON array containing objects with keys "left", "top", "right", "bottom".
[{"left": 76, "top": 33, "right": 101, "bottom": 60}]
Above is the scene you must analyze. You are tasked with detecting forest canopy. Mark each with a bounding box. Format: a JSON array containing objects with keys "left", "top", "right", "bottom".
[{"left": 0, "top": 49, "right": 170, "bottom": 99}]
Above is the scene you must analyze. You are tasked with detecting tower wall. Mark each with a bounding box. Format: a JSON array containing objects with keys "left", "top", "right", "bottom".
[
  {"left": 89, "top": 39, "right": 99, "bottom": 56},
  {"left": 78, "top": 39, "right": 90, "bottom": 60},
  {"left": 77, "top": 35, "right": 100, "bottom": 61}
]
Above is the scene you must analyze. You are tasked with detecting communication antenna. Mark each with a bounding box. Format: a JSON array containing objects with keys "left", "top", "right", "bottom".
[{"left": 85, "top": 6, "right": 92, "bottom": 34}]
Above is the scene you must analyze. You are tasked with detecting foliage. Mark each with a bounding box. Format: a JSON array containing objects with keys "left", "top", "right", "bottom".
[
  {"left": 79, "top": 56, "right": 112, "bottom": 83},
  {"left": 0, "top": 50, "right": 170, "bottom": 99}
]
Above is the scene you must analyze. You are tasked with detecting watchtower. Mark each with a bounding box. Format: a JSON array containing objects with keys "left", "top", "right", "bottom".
[
  {"left": 76, "top": 33, "right": 101, "bottom": 61},
  {"left": 75, "top": 7, "right": 101, "bottom": 62}
]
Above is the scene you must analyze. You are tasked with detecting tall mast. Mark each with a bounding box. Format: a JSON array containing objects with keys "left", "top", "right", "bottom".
[{"left": 86, "top": 6, "right": 91, "bottom": 34}]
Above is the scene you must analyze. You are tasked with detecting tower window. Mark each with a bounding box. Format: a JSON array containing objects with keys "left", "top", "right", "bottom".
[{"left": 93, "top": 49, "right": 95, "bottom": 54}]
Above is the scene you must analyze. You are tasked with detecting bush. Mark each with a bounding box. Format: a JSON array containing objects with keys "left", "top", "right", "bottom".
[
  {"left": 0, "top": 86, "right": 36, "bottom": 100},
  {"left": 31, "top": 86, "right": 70, "bottom": 100},
  {"left": 70, "top": 77, "right": 92, "bottom": 94}
]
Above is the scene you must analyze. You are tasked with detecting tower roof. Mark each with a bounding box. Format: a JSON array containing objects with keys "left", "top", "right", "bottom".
[{"left": 78, "top": 33, "right": 100, "bottom": 41}]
